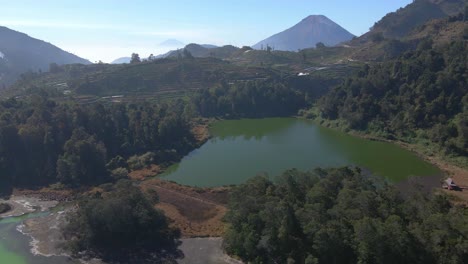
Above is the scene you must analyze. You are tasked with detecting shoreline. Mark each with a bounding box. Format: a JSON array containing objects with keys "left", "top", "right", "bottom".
[{"left": 312, "top": 117, "right": 468, "bottom": 203}]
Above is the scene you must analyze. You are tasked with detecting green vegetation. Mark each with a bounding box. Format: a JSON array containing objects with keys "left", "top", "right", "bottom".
[
  {"left": 371, "top": 0, "right": 450, "bottom": 39},
  {"left": 0, "top": 2, "right": 465, "bottom": 264},
  {"left": 6, "top": 57, "right": 280, "bottom": 98},
  {"left": 319, "top": 40, "right": 467, "bottom": 159},
  {"left": 193, "top": 81, "right": 305, "bottom": 118},
  {"left": 224, "top": 167, "right": 468, "bottom": 264},
  {"left": 62, "top": 181, "right": 180, "bottom": 262},
  {"left": 190, "top": 71, "right": 356, "bottom": 119},
  {"left": 349, "top": 2, "right": 466, "bottom": 62},
  {"left": 0, "top": 95, "right": 196, "bottom": 193}
]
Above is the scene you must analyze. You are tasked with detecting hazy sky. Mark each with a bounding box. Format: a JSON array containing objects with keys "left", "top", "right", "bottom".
[{"left": 0, "top": 0, "right": 413, "bottom": 62}]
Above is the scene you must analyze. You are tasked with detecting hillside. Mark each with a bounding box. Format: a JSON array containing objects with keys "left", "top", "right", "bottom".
[
  {"left": 319, "top": 39, "right": 467, "bottom": 160},
  {"left": 369, "top": 0, "right": 464, "bottom": 39},
  {"left": 164, "top": 44, "right": 239, "bottom": 59},
  {"left": 111, "top": 57, "right": 131, "bottom": 64},
  {"left": 348, "top": 0, "right": 464, "bottom": 46},
  {"left": 347, "top": 1, "right": 466, "bottom": 61},
  {"left": 6, "top": 57, "right": 282, "bottom": 101},
  {"left": 0, "top": 26, "right": 91, "bottom": 87},
  {"left": 252, "top": 15, "right": 355, "bottom": 51}
]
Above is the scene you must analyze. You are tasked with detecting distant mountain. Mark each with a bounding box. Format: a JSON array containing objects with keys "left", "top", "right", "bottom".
[
  {"left": 200, "top": 44, "right": 218, "bottom": 49},
  {"left": 252, "top": 15, "right": 355, "bottom": 51},
  {"left": 160, "top": 43, "right": 236, "bottom": 59},
  {"left": 159, "top": 39, "right": 185, "bottom": 47},
  {"left": 111, "top": 57, "right": 131, "bottom": 64},
  {"left": 0, "top": 26, "right": 90, "bottom": 87}
]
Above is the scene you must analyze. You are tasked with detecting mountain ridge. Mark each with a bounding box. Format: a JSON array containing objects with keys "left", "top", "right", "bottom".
[
  {"left": 252, "top": 15, "right": 355, "bottom": 51},
  {"left": 0, "top": 26, "right": 90, "bottom": 87}
]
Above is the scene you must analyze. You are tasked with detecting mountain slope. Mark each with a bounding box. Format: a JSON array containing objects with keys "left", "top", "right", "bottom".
[
  {"left": 0, "top": 26, "right": 90, "bottom": 86},
  {"left": 368, "top": 0, "right": 464, "bottom": 39},
  {"left": 159, "top": 39, "right": 185, "bottom": 47},
  {"left": 252, "top": 15, "right": 355, "bottom": 51},
  {"left": 111, "top": 57, "right": 131, "bottom": 64},
  {"left": 163, "top": 44, "right": 239, "bottom": 59},
  {"left": 346, "top": 0, "right": 466, "bottom": 61}
]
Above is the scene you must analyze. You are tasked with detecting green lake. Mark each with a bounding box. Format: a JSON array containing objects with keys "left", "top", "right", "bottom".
[
  {"left": 0, "top": 118, "right": 441, "bottom": 263},
  {"left": 162, "top": 118, "right": 440, "bottom": 186}
]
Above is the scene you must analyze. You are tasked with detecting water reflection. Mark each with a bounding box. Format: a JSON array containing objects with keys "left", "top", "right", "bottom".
[{"left": 161, "top": 118, "right": 440, "bottom": 187}]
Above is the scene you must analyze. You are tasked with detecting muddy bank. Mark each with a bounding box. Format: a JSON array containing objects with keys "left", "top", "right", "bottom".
[
  {"left": 17, "top": 209, "right": 69, "bottom": 257},
  {"left": 0, "top": 196, "right": 58, "bottom": 218},
  {"left": 13, "top": 206, "right": 105, "bottom": 264}
]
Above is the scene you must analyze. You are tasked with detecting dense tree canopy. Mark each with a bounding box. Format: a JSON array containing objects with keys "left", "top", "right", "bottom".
[
  {"left": 62, "top": 181, "right": 181, "bottom": 262},
  {"left": 319, "top": 40, "right": 467, "bottom": 156},
  {"left": 224, "top": 167, "right": 468, "bottom": 264},
  {"left": 0, "top": 96, "right": 195, "bottom": 192},
  {"left": 192, "top": 80, "right": 306, "bottom": 118}
]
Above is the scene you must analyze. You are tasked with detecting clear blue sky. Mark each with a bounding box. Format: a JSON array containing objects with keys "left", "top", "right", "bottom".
[{"left": 0, "top": 0, "right": 412, "bottom": 62}]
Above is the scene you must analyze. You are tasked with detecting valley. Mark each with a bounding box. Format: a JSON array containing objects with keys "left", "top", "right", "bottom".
[{"left": 0, "top": 0, "right": 467, "bottom": 263}]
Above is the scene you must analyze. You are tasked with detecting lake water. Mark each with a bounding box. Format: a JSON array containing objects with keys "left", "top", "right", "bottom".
[
  {"left": 162, "top": 118, "right": 440, "bottom": 186},
  {"left": 0, "top": 212, "right": 75, "bottom": 264},
  {"left": 0, "top": 118, "right": 441, "bottom": 263}
]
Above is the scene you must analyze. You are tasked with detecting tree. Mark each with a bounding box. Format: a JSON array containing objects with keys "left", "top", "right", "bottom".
[
  {"left": 370, "top": 32, "right": 384, "bottom": 42},
  {"left": 300, "top": 50, "right": 307, "bottom": 62},
  {"left": 223, "top": 167, "right": 468, "bottom": 264},
  {"left": 130, "top": 53, "right": 141, "bottom": 64},
  {"left": 49, "top": 63, "right": 60, "bottom": 73},
  {"left": 183, "top": 49, "right": 193, "bottom": 59},
  {"left": 464, "top": 4, "right": 468, "bottom": 21},
  {"left": 62, "top": 182, "right": 181, "bottom": 262},
  {"left": 56, "top": 128, "right": 108, "bottom": 186},
  {"left": 316, "top": 42, "right": 326, "bottom": 49}
]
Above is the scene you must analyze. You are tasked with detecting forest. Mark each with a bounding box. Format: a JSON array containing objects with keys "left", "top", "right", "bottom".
[
  {"left": 0, "top": 77, "right": 316, "bottom": 194},
  {"left": 192, "top": 80, "right": 306, "bottom": 118},
  {"left": 319, "top": 40, "right": 467, "bottom": 156},
  {"left": 62, "top": 180, "right": 181, "bottom": 263},
  {"left": 224, "top": 167, "right": 468, "bottom": 264},
  {"left": 0, "top": 96, "right": 196, "bottom": 193}
]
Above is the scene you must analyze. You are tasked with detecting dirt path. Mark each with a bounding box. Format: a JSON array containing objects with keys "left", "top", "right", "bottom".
[{"left": 178, "top": 237, "right": 242, "bottom": 264}]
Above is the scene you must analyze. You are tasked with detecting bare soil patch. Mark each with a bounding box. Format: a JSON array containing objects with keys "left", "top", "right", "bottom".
[
  {"left": 13, "top": 188, "right": 74, "bottom": 202},
  {"left": 191, "top": 118, "right": 211, "bottom": 143},
  {"left": 128, "top": 164, "right": 161, "bottom": 181},
  {"left": 141, "top": 178, "right": 229, "bottom": 237}
]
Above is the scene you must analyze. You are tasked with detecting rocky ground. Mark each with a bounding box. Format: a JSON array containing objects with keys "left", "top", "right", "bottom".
[
  {"left": 17, "top": 209, "right": 70, "bottom": 257},
  {"left": 0, "top": 195, "right": 58, "bottom": 218}
]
